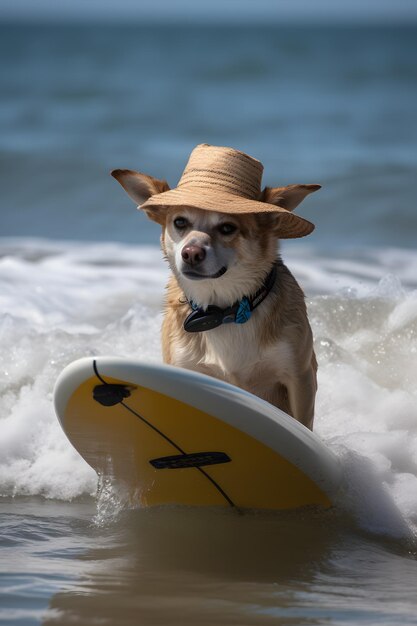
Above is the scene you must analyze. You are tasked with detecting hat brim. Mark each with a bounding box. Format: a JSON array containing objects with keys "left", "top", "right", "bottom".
[{"left": 141, "top": 188, "right": 314, "bottom": 239}]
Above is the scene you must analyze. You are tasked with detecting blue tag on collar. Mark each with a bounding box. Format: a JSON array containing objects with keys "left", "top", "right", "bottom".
[{"left": 235, "top": 297, "right": 251, "bottom": 324}]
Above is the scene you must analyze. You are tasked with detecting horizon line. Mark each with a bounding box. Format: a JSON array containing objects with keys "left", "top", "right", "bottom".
[{"left": 2, "top": 15, "right": 417, "bottom": 25}]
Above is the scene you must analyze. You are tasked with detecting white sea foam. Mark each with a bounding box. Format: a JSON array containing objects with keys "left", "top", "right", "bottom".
[{"left": 1, "top": 238, "right": 416, "bottom": 540}]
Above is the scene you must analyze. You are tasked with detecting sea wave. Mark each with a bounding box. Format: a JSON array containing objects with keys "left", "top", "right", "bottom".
[{"left": 1, "top": 238, "right": 416, "bottom": 540}]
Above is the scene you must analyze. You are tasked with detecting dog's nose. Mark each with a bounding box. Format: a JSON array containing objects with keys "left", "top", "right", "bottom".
[{"left": 181, "top": 245, "right": 206, "bottom": 266}]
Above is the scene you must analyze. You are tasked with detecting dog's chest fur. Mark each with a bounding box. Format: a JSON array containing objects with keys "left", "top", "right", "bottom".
[
  {"left": 200, "top": 323, "right": 293, "bottom": 386},
  {"left": 162, "top": 272, "right": 300, "bottom": 396}
]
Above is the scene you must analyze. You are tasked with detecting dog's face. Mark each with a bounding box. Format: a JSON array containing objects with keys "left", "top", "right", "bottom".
[
  {"left": 164, "top": 207, "right": 244, "bottom": 281},
  {"left": 161, "top": 206, "right": 278, "bottom": 307}
]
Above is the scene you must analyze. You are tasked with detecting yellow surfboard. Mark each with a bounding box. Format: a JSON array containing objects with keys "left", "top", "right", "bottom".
[{"left": 54, "top": 357, "right": 341, "bottom": 511}]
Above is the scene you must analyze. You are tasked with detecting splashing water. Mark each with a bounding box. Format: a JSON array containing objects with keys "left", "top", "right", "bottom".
[{"left": 1, "top": 238, "right": 417, "bottom": 540}]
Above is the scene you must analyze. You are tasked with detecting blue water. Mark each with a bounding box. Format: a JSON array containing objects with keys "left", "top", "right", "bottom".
[
  {"left": 0, "top": 23, "right": 416, "bottom": 246},
  {"left": 1, "top": 22, "right": 417, "bottom": 626}
]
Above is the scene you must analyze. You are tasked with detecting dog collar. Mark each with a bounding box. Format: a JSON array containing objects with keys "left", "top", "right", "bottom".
[{"left": 183, "top": 262, "right": 278, "bottom": 333}]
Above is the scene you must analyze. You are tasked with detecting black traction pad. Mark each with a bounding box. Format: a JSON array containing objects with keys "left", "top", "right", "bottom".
[
  {"left": 93, "top": 384, "right": 132, "bottom": 406},
  {"left": 150, "top": 451, "right": 231, "bottom": 470}
]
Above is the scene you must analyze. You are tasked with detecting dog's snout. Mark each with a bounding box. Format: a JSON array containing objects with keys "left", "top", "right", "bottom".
[{"left": 181, "top": 244, "right": 206, "bottom": 266}]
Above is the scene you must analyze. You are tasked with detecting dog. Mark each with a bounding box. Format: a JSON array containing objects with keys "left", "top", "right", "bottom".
[{"left": 112, "top": 144, "right": 319, "bottom": 430}]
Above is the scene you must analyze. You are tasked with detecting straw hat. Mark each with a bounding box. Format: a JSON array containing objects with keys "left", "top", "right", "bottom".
[{"left": 141, "top": 144, "right": 315, "bottom": 239}]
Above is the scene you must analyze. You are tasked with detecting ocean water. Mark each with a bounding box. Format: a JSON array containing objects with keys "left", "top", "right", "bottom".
[{"left": 1, "top": 22, "right": 417, "bottom": 625}]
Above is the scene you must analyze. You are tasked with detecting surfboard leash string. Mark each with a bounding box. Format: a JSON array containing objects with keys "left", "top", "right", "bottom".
[{"left": 92, "top": 360, "right": 241, "bottom": 513}]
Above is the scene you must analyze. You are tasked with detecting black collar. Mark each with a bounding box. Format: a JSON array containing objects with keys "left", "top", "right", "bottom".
[{"left": 183, "top": 262, "right": 278, "bottom": 333}]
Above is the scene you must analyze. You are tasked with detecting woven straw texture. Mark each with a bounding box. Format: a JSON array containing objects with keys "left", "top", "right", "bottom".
[{"left": 141, "top": 144, "right": 315, "bottom": 239}]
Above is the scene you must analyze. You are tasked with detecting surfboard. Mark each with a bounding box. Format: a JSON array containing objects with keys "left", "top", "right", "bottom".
[{"left": 54, "top": 357, "right": 341, "bottom": 511}]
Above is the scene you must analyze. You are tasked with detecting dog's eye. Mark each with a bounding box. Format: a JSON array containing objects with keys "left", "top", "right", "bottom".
[
  {"left": 173, "top": 217, "right": 189, "bottom": 230},
  {"left": 218, "top": 223, "right": 237, "bottom": 236}
]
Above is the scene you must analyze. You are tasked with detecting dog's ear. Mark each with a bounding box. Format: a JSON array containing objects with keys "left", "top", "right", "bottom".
[
  {"left": 111, "top": 169, "right": 170, "bottom": 224},
  {"left": 111, "top": 169, "right": 169, "bottom": 205},
  {"left": 261, "top": 184, "right": 321, "bottom": 212}
]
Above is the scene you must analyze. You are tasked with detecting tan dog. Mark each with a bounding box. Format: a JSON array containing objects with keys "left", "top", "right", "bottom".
[{"left": 112, "top": 144, "right": 319, "bottom": 430}]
